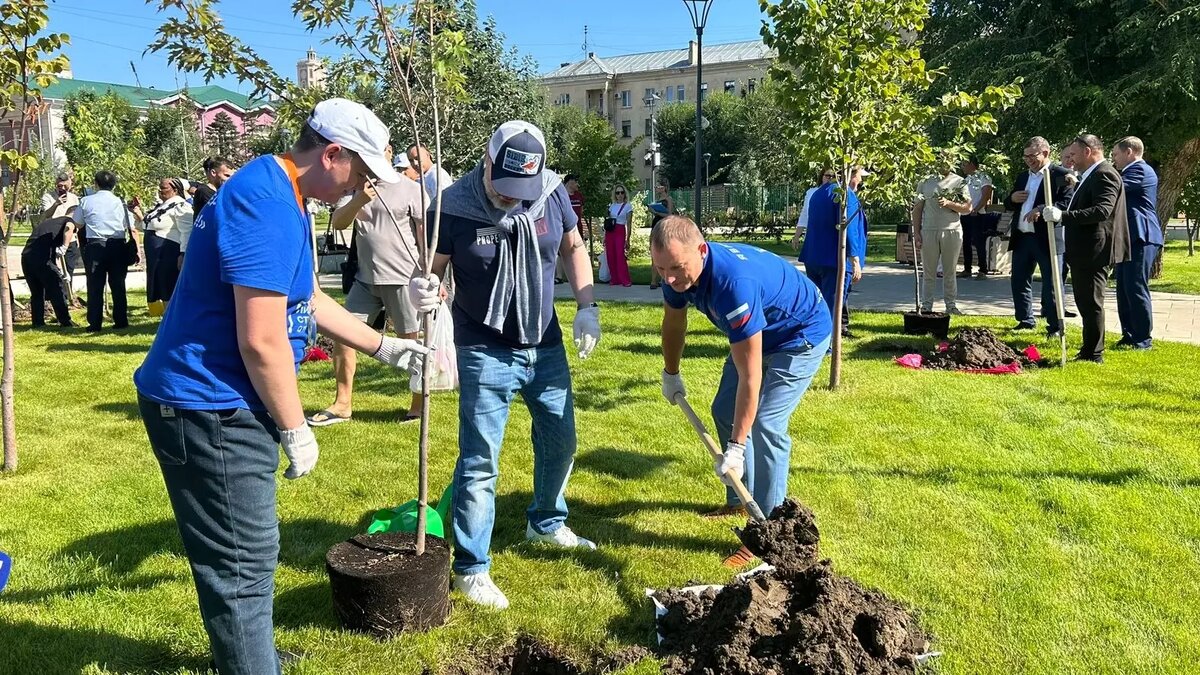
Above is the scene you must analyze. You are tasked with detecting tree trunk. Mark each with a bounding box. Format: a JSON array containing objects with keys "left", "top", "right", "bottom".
[
  {"left": 1187, "top": 215, "right": 1195, "bottom": 256},
  {"left": 828, "top": 171, "right": 851, "bottom": 390},
  {"left": 1152, "top": 137, "right": 1200, "bottom": 276},
  {"left": 1, "top": 191, "right": 17, "bottom": 472}
]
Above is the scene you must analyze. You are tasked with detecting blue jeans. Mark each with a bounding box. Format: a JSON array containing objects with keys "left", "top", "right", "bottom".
[
  {"left": 139, "top": 394, "right": 282, "bottom": 675},
  {"left": 1115, "top": 241, "right": 1160, "bottom": 347},
  {"left": 1010, "top": 234, "right": 1064, "bottom": 332},
  {"left": 710, "top": 335, "right": 831, "bottom": 514},
  {"left": 805, "top": 265, "right": 851, "bottom": 332},
  {"left": 452, "top": 344, "right": 577, "bottom": 575}
]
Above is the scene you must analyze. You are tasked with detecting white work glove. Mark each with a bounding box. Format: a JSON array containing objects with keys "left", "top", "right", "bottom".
[
  {"left": 371, "top": 335, "right": 432, "bottom": 372},
  {"left": 54, "top": 245, "right": 67, "bottom": 257},
  {"left": 407, "top": 273, "right": 441, "bottom": 314},
  {"left": 279, "top": 424, "right": 319, "bottom": 480},
  {"left": 713, "top": 441, "right": 746, "bottom": 486},
  {"left": 1041, "top": 206, "right": 1063, "bottom": 223},
  {"left": 573, "top": 304, "right": 601, "bottom": 359},
  {"left": 661, "top": 370, "right": 686, "bottom": 405}
]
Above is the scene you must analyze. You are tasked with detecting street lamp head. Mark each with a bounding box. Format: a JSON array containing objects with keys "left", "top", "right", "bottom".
[
  {"left": 682, "top": 0, "right": 714, "bottom": 32},
  {"left": 703, "top": 152, "right": 711, "bottom": 161}
]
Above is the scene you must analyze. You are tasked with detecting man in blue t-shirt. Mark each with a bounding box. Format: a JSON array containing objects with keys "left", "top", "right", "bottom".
[
  {"left": 134, "top": 99, "right": 429, "bottom": 675},
  {"left": 654, "top": 216, "right": 832, "bottom": 567},
  {"left": 799, "top": 179, "right": 866, "bottom": 338},
  {"left": 407, "top": 121, "right": 600, "bottom": 610}
]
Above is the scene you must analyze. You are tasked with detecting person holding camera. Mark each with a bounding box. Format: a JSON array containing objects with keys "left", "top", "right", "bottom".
[{"left": 604, "top": 184, "right": 633, "bottom": 287}]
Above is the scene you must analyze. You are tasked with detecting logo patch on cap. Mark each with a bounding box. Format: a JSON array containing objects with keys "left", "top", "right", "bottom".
[{"left": 502, "top": 147, "right": 542, "bottom": 176}]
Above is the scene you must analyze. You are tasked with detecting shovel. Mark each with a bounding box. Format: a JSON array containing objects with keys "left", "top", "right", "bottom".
[{"left": 673, "top": 393, "right": 766, "bottom": 522}]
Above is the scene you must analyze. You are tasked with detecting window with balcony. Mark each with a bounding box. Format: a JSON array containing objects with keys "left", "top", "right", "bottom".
[{"left": 621, "top": 120, "right": 631, "bottom": 138}]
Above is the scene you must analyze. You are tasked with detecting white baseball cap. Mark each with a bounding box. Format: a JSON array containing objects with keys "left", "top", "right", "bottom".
[
  {"left": 307, "top": 98, "right": 400, "bottom": 183},
  {"left": 487, "top": 120, "right": 547, "bottom": 201}
]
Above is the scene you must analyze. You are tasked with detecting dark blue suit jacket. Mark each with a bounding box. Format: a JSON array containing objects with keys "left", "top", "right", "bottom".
[{"left": 1120, "top": 160, "right": 1164, "bottom": 246}]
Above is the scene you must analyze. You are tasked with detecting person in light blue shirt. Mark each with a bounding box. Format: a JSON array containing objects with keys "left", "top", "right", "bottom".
[
  {"left": 72, "top": 170, "right": 138, "bottom": 331},
  {"left": 654, "top": 216, "right": 831, "bottom": 567}
]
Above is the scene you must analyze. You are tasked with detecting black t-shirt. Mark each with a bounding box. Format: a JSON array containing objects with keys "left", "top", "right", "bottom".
[
  {"left": 22, "top": 216, "right": 73, "bottom": 263},
  {"left": 192, "top": 184, "right": 216, "bottom": 218},
  {"left": 434, "top": 186, "right": 577, "bottom": 349}
]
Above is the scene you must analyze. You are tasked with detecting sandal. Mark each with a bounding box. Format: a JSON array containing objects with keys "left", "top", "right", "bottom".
[{"left": 307, "top": 409, "right": 350, "bottom": 427}]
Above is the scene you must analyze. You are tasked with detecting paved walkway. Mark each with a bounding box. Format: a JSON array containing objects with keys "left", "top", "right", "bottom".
[
  {"left": 7, "top": 246, "right": 1199, "bottom": 345},
  {"left": 550, "top": 261, "right": 1200, "bottom": 346}
]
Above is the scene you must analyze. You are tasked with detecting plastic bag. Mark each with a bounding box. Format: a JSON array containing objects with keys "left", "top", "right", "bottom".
[
  {"left": 597, "top": 249, "right": 611, "bottom": 283},
  {"left": 410, "top": 301, "right": 458, "bottom": 393}
]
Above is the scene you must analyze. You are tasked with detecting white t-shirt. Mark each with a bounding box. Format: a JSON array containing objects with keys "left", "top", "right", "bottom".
[
  {"left": 796, "top": 186, "right": 820, "bottom": 230},
  {"left": 421, "top": 165, "right": 453, "bottom": 198},
  {"left": 608, "top": 202, "right": 632, "bottom": 225},
  {"left": 965, "top": 171, "right": 993, "bottom": 213}
]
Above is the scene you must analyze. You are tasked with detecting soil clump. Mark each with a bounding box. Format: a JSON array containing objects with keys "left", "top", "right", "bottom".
[
  {"left": 922, "top": 326, "right": 1034, "bottom": 371},
  {"left": 655, "top": 499, "right": 930, "bottom": 674},
  {"left": 437, "top": 635, "right": 651, "bottom": 675}
]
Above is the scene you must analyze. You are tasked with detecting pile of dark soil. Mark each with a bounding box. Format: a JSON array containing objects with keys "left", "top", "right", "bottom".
[
  {"left": 922, "top": 327, "right": 1034, "bottom": 371},
  {"left": 655, "top": 499, "right": 930, "bottom": 675},
  {"left": 436, "top": 635, "right": 650, "bottom": 675}
]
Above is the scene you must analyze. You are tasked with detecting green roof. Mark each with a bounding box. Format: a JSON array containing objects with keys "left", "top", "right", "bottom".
[{"left": 38, "top": 77, "right": 272, "bottom": 111}]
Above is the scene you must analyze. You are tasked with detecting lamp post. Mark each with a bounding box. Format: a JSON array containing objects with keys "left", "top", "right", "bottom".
[
  {"left": 644, "top": 92, "right": 661, "bottom": 197},
  {"left": 683, "top": 0, "right": 713, "bottom": 223}
]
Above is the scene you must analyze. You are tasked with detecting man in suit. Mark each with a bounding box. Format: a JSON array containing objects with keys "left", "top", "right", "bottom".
[
  {"left": 1042, "top": 134, "right": 1132, "bottom": 363},
  {"left": 1110, "top": 136, "right": 1162, "bottom": 350},
  {"left": 1004, "top": 136, "right": 1075, "bottom": 337}
]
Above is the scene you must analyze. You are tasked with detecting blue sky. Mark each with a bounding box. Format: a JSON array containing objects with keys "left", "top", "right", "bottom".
[{"left": 46, "top": 0, "right": 768, "bottom": 94}]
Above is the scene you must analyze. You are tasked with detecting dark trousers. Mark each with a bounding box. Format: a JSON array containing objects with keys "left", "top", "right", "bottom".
[
  {"left": 144, "top": 232, "right": 182, "bottom": 304},
  {"left": 1067, "top": 231, "right": 1112, "bottom": 358},
  {"left": 1010, "top": 234, "right": 1064, "bottom": 333},
  {"left": 20, "top": 256, "right": 73, "bottom": 327},
  {"left": 805, "top": 264, "right": 851, "bottom": 332},
  {"left": 1115, "top": 241, "right": 1159, "bottom": 347},
  {"left": 84, "top": 238, "right": 129, "bottom": 330},
  {"left": 961, "top": 213, "right": 997, "bottom": 274},
  {"left": 139, "top": 395, "right": 283, "bottom": 675}
]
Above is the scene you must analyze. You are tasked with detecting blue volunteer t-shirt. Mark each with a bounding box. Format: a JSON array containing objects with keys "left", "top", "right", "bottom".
[
  {"left": 435, "top": 183, "right": 577, "bottom": 349},
  {"left": 134, "top": 155, "right": 315, "bottom": 411},
  {"left": 663, "top": 243, "right": 832, "bottom": 352}
]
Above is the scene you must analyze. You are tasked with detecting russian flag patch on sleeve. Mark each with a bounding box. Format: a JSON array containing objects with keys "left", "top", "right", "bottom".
[{"left": 725, "top": 302, "right": 752, "bottom": 330}]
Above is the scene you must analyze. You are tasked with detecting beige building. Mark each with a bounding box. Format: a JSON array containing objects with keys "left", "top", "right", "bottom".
[
  {"left": 296, "top": 48, "right": 327, "bottom": 90},
  {"left": 540, "top": 40, "right": 773, "bottom": 190}
]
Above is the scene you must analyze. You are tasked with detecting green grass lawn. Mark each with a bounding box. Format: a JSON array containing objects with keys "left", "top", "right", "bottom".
[
  {"left": 3, "top": 297, "right": 1200, "bottom": 674},
  {"left": 1147, "top": 239, "right": 1200, "bottom": 295}
]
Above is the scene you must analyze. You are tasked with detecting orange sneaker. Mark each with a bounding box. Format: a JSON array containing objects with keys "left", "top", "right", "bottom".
[
  {"left": 701, "top": 504, "right": 747, "bottom": 519},
  {"left": 721, "top": 545, "right": 756, "bottom": 568}
]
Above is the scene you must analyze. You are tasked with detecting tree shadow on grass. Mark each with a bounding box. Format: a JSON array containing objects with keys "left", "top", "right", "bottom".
[
  {"left": 849, "top": 336, "right": 934, "bottom": 362},
  {"left": 94, "top": 400, "right": 142, "bottom": 421},
  {"left": 46, "top": 341, "right": 149, "bottom": 354},
  {"left": 791, "top": 463, "right": 1200, "bottom": 488},
  {"left": 575, "top": 447, "right": 677, "bottom": 480},
  {"left": 274, "top": 581, "right": 339, "bottom": 631},
  {"left": 615, "top": 340, "right": 730, "bottom": 360},
  {"left": 0, "top": 618, "right": 205, "bottom": 674},
  {"left": 573, "top": 377, "right": 656, "bottom": 412}
]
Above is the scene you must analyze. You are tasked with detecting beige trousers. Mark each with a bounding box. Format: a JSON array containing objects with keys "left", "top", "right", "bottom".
[{"left": 920, "top": 227, "right": 963, "bottom": 311}]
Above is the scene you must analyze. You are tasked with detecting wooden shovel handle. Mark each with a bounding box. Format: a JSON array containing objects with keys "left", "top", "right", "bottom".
[{"left": 674, "top": 393, "right": 766, "bottom": 521}]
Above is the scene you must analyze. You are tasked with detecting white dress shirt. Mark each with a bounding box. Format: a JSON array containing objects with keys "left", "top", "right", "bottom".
[
  {"left": 796, "top": 186, "right": 820, "bottom": 230},
  {"left": 1017, "top": 169, "right": 1045, "bottom": 233}
]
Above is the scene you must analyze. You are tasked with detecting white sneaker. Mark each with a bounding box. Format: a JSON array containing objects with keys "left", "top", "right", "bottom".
[
  {"left": 451, "top": 572, "right": 509, "bottom": 610},
  {"left": 525, "top": 524, "right": 597, "bottom": 550}
]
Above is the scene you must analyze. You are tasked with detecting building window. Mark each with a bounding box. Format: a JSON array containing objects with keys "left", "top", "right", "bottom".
[
  {"left": 644, "top": 87, "right": 656, "bottom": 104},
  {"left": 621, "top": 120, "right": 631, "bottom": 138},
  {"left": 557, "top": 93, "right": 570, "bottom": 106},
  {"left": 700, "top": 82, "right": 708, "bottom": 102},
  {"left": 645, "top": 118, "right": 653, "bottom": 136},
  {"left": 619, "top": 90, "right": 631, "bottom": 108},
  {"left": 666, "top": 86, "right": 675, "bottom": 102},
  {"left": 724, "top": 80, "right": 736, "bottom": 93},
  {"left": 676, "top": 85, "right": 685, "bottom": 101},
  {"left": 748, "top": 78, "right": 757, "bottom": 94}
]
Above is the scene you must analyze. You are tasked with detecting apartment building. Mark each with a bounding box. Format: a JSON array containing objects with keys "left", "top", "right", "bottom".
[{"left": 540, "top": 39, "right": 773, "bottom": 188}]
